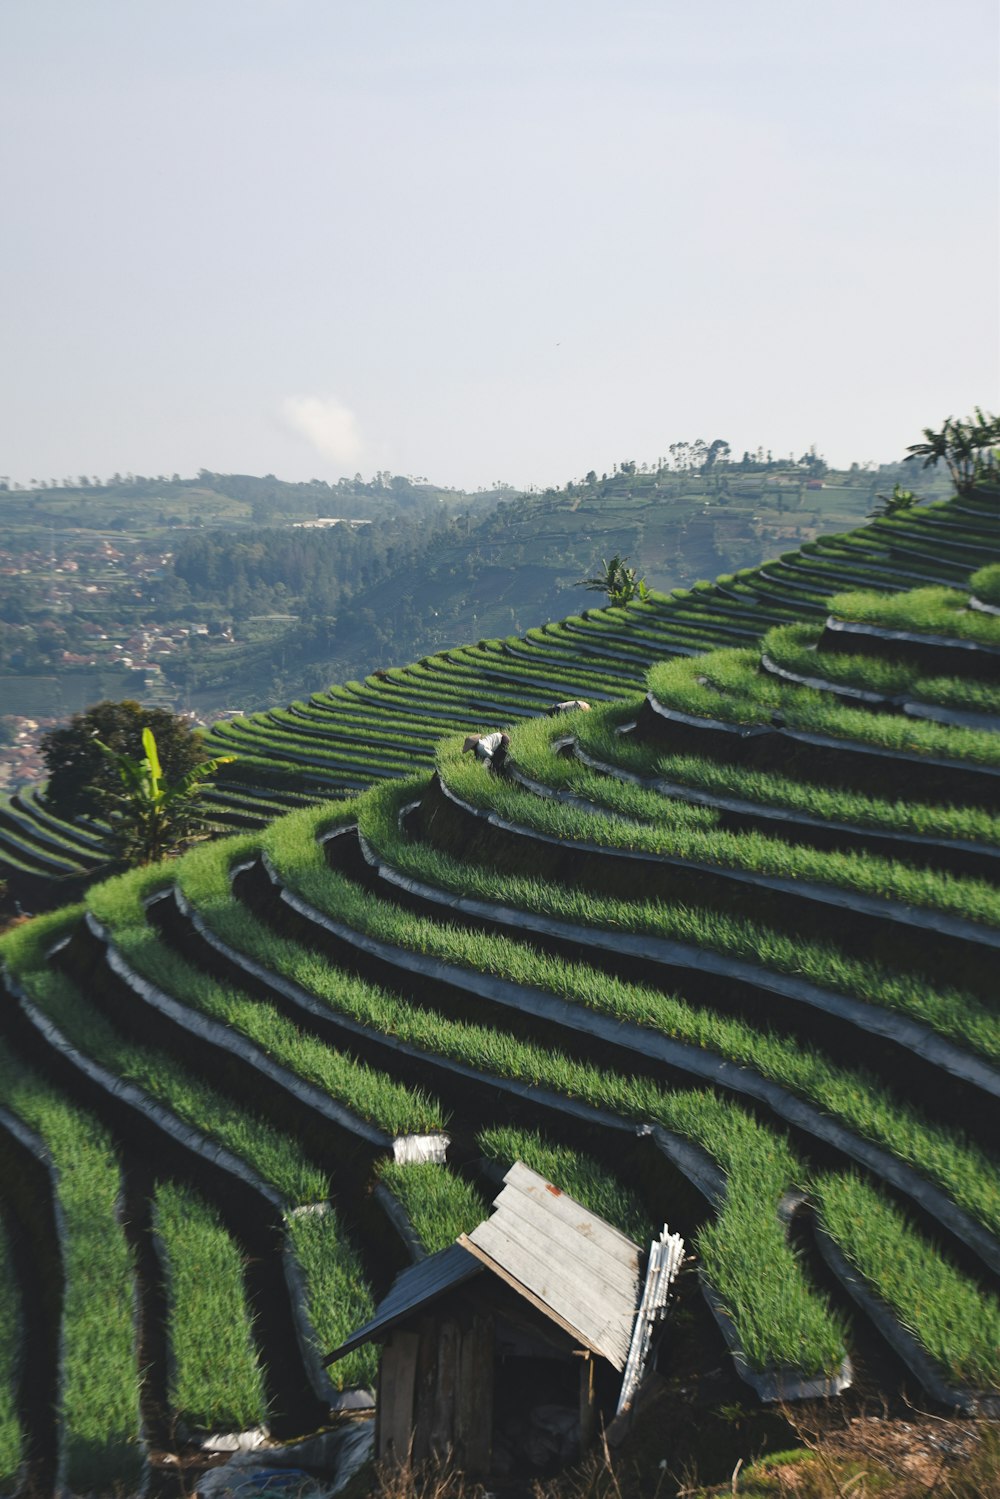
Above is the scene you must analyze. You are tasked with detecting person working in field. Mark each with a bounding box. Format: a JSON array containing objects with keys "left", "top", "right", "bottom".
[
  {"left": 547, "top": 699, "right": 591, "bottom": 716},
  {"left": 462, "top": 730, "right": 511, "bottom": 773}
]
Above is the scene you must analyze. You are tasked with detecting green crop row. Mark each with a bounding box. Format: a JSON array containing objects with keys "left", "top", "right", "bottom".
[
  {"left": 0, "top": 819, "right": 83, "bottom": 874},
  {"left": 444, "top": 732, "right": 1000, "bottom": 930},
  {"left": 445, "top": 653, "right": 629, "bottom": 704},
  {"left": 16, "top": 788, "right": 108, "bottom": 851},
  {"left": 155, "top": 1180, "right": 268, "bottom": 1433},
  {"left": 260, "top": 709, "right": 428, "bottom": 760},
  {"left": 2, "top": 915, "right": 378, "bottom": 1393},
  {"left": 971, "top": 564, "right": 1000, "bottom": 607},
  {"left": 337, "top": 767, "right": 1000, "bottom": 1071},
  {"left": 567, "top": 699, "right": 1000, "bottom": 845},
  {"left": 0, "top": 799, "right": 100, "bottom": 864},
  {"left": 375, "top": 1162, "right": 486, "bottom": 1254},
  {"left": 409, "top": 659, "right": 562, "bottom": 704},
  {"left": 172, "top": 840, "right": 848, "bottom": 1378},
  {"left": 202, "top": 747, "right": 351, "bottom": 791},
  {"left": 763, "top": 624, "right": 1000, "bottom": 717},
  {"left": 828, "top": 587, "right": 1000, "bottom": 647},
  {"left": 646, "top": 650, "right": 1000, "bottom": 767},
  {"left": 351, "top": 781, "right": 1000, "bottom": 1232},
  {"left": 210, "top": 719, "right": 414, "bottom": 773},
  {"left": 0, "top": 1219, "right": 22, "bottom": 1491},
  {"left": 253, "top": 800, "right": 1000, "bottom": 1244},
  {"left": 574, "top": 611, "right": 740, "bottom": 650},
  {"left": 456, "top": 643, "right": 634, "bottom": 696},
  {"left": 306, "top": 683, "right": 455, "bottom": 727},
  {"left": 561, "top": 616, "right": 722, "bottom": 656},
  {"left": 0, "top": 943, "right": 142, "bottom": 1492},
  {"left": 354, "top": 678, "right": 519, "bottom": 726},
  {"left": 266, "top": 709, "right": 439, "bottom": 759},
  {"left": 510, "top": 637, "right": 648, "bottom": 682},
  {"left": 869, "top": 516, "right": 999, "bottom": 556},
  {"left": 86, "top": 865, "right": 445, "bottom": 1139},
  {"left": 524, "top": 626, "right": 650, "bottom": 668},
  {"left": 814, "top": 1174, "right": 1000, "bottom": 1392}
]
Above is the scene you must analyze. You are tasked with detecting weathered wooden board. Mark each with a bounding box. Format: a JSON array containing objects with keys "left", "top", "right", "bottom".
[
  {"left": 462, "top": 1219, "right": 633, "bottom": 1370},
  {"left": 456, "top": 1312, "right": 494, "bottom": 1474},
  {"left": 491, "top": 1175, "right": 641, "bottom": 1290},
  {"left": 378, "top": 1329, "right": 420, "bottom": 1462},
  {"left": 496, "top": 1164, "right": 640, "bottom": 1265}
]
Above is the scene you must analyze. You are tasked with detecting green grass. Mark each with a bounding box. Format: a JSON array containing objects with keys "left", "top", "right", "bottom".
[
  {"left": 814, "top": 1173, "right": 1000, "bottom": 1391},
  {"left": 441, "top": 732, "right": 1000, "bottom": 930},
  {"left": 477, "top": 1127, "right": 652, "bottom": 1244},
  {"left": 0, "top": 1218, "right": 23, "bottom": 1492},
  {"left": 351, "top": 782, "right": 1000, "bottom": 1234},
  {"left": 84, "top": 866, "right": 445, "bottom": 1139},
  {"left": 763, "top": 623, "right": 1000, "bottom": 716},
  {"left": 0, "top": 970, "right": 141, "bottom": 1491},
  {"left": 179, "top": 830, "right": 847, "bottom": 1376},
  {"left": 177, "top": 808, "right": 1000, "bottom": 1381},
  {"left": 827, "top": 587, "right": 1000, "bottom": 647},
  {"left": 325, "top": 778, "right": 1000, "bottom": 1069},
  {"left": 376, "top": 1162, "right": 486, "bottom": 1254},
  {"left": 646, "top": 650, "right": 1000, "bottom": 767},
  {"left": 2, "top": 917, "right": 378, "bottom": 1393},
  {"left": 155, "top": 1180, "right": 268, "bottom": 1432},
  {"left": 971, "top": 563, "right": 1000, "bottom": 607},
  {"left": 284, "top": 1208, "right": 376, "bottom": 1381},
  {"left": 567, "top": 700, "right": 1000, "bottom": 845}
]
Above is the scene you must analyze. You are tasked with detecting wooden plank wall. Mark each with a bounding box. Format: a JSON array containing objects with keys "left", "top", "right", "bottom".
[{"left": 377, "top": 1310, "right": 495, "bottom": 1473}]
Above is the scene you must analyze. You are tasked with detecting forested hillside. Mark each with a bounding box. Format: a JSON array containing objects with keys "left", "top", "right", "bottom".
[{"left": 0, "top": 453, "right": 952, "bottom": 777}]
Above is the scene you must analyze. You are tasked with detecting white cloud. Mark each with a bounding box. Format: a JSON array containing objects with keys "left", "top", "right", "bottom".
[{"left": 281, "top": 394, "right": 364, "bottom": 468}]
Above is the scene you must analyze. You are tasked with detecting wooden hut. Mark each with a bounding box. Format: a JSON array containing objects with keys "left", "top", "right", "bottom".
[{"left": 324, "top": 1164, "right": 683, "bottom": 1477}]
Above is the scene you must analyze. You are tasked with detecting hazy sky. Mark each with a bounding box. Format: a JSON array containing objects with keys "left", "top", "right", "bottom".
[{"left": 2, "top": 1, "right": 998, "bottom": 490}]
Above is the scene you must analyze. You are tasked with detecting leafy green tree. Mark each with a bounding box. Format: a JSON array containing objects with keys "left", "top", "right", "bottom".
[
  {"left": 578, "top": 554, "right": 649, "bottom": 607},
  {"left": 41, "top": 701, "right": 207, "bottom": 816},
  {"left": 95, "top": 727, "right": 233, "bottom": 866},
  {"left": 905, "top": 409, "right": 1000, "bottom": 495}
]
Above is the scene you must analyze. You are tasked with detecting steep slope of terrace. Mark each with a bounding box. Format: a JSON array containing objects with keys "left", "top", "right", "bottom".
[
  {"left": 200, "top": 760, "right": 999, "bottom": 1414},
  {"left": 1, "top": 573, "right": 999, "bottom": 1483},
  {"left": 4, "top": 491, "right": 998, "bottom": 907}
]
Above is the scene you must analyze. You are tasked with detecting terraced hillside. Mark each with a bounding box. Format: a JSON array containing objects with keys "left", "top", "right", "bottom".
[
  {"left": 0, "top": 494, "right": 997, "bottom": 1490},
  {"left": 3, "top": 491, "right": 999, "bottom": 907}
]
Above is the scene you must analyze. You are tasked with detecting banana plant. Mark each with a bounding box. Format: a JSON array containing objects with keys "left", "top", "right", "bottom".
[
  {"left": 95, "top": 726, "right": 234, "bottom": 866},
  {"left": 578, "top": 554, "right": 650, "bottom": 607},
  {"left": 906, "top": 408, "right": 1000, "bottom": 495}
]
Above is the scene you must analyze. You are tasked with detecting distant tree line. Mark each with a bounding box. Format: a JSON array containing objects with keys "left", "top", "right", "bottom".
[{"left": 171, "top": 505, "right": 456, "bottom": 616}]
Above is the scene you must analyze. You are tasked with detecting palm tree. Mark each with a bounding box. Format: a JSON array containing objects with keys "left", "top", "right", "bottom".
[
  {"left": 906, "top": 409, "right": 1000, "bottom": 495},
  {"left": 578, "top": 555, "right": 649, "bottom": 608},
  {"left": 95, "top": 727, "right": 233, "bottom": 866}
]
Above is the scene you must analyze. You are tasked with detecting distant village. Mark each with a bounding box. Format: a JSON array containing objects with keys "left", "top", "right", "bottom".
[{"left": 0, "top": 534, "right": 240, "bottom": 790}]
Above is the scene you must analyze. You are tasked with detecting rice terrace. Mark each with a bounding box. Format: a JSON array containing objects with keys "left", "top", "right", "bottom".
[{"left": 1, "top": 464, "right": 1000, "bottom": 1495}]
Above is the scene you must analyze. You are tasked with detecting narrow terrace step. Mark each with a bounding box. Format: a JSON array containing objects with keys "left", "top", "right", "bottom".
[
  {"left": 637, "top": 694, "right": 1000, "bottom": 810},
  {"left": 166, "top": 877, "right": 855, "bottom": 1403},
  {"left": 820, "top": 616, "right": 1000, "bottom": 680},
  {"left": 0, "top": 972, "right": 331, "bottom": 1437},
  {"left": 555, "top": 739, "right": 1000, "bottom": 883},
  {"left": 425, "top": 773, "right": 1000, "bottom": 999},
  {"left": 347, "top": 826, "right": 1000, "bottom": 1279}
]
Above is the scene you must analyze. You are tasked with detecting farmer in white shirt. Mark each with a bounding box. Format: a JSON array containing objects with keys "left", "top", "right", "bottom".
[{"left": 462, "top": 731, "right": 511, "bottom": 772}]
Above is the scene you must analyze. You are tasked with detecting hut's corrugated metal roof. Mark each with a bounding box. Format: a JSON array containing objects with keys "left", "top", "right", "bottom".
[
  {"left": 324, "top": 1163, "right": 643, "bottom": 1371},
  {"left": 323, "top": 1243, "right": 482, "bottom": 1364}
]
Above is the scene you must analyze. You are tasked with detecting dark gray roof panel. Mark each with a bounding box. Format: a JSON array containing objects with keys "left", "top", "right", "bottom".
[{"left": 324, "top": 1243, "right": 482, "bottom": 1364}]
